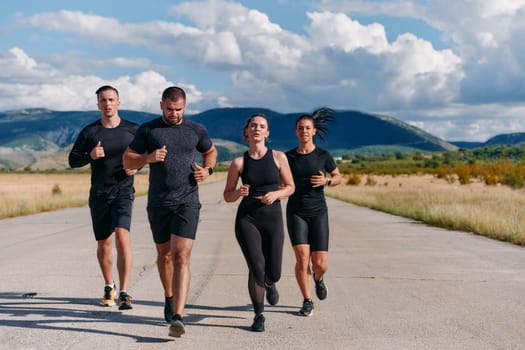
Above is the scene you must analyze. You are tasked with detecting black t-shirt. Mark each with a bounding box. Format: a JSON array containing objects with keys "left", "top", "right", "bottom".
[
  {"left": 68, "top": 118, "right": 138, "bottom": 198},
  {"left": 128, "top": 117, "right": 213, "bottom": 207},
  {"left": 286, "top": 147, "right": 336, "bottom": 215}
]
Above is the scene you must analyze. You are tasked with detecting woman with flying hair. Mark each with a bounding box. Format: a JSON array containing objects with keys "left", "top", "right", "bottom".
[{"left": 285, "top": 107, "right": 343, "bottom": 317}]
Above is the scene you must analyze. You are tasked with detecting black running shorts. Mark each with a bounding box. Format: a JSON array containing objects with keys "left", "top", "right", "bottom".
[
  {"left": 147, "top": 202, "right": 201, "bottom": 243},
  {"left": 89, "top": 194, "right": 133, "bottom": 241}
]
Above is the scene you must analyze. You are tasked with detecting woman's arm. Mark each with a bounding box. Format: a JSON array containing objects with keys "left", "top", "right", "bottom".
[
  {"left": 326, "top": 167, "right": 343, "bottom": 187},
  {"left": 223, "top": 157, "right": 247, "bottom": 202}
]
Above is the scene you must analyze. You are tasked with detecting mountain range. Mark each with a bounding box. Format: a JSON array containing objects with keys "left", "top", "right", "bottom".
[{"left": 0, "top": 107, "right": 523, "bottom": 170}]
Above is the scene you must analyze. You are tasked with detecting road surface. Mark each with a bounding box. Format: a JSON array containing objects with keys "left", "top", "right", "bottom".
[{"left": 1, "top": 180, "right": 524, "bottom": 349}]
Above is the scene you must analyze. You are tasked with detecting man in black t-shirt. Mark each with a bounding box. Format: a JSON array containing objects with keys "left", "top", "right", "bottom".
[
  {"left": 69, "top": 85, "right": 138, "bottom": 310},
  {"left": 123, "top": 86, "right": 217, "bottom": 337}
]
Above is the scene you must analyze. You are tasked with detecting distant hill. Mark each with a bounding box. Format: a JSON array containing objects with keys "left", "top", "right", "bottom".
[
  {"left": 0, "top": 107, "right": 462, "bottom": 170},
  {"left": 484, "top": 133, "right": 525, "bottom": 146},
  {"left": 449, "top": 141, "right": 484, "bottom": 149},
  {"left": 188, "top": 108, "right": 458, "bottom": 153},
  {"left": 449, "top": 133, "right": 525, "bottom": 150}
]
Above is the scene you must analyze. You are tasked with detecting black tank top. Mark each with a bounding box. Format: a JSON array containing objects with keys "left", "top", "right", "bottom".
[{"left": 241, "top": 148, "right": 280, "bottom": 197}]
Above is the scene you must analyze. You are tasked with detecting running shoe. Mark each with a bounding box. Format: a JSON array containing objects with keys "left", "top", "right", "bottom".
[
  {"left": 251, "top": 313, "right": 265, "bottom": 332},
  {"left": 298, "top": 299, "right": 314, "bottom": 317},
  {"left": 313, "top": 273, "right": 327, "bottom": 300},
  {"left": 101, "top": 284, "right": 116, "bottom": 306},
  {"left": 265, "top": 282, "right": 279, "bottom": 306},
  {"left": 164, "top": 296, "right": 174, "bottom": 323},
  {"left": 169, "top": 314, "right": 186, "bottom": 337},
  {"left": 117, "top": 292, "right": 132, "bottom": 310}
]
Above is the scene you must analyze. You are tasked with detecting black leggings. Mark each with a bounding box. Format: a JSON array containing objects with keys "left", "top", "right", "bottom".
[{"left": 235, "top": 198, "right": 284, "bottom": 314}]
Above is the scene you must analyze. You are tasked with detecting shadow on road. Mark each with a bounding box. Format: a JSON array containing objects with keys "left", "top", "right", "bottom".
[{"left": 0, "top": 292, "right": 300, "bottom": 339}]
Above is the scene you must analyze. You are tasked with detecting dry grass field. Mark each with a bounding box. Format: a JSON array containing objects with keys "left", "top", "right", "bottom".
[
  {"left": 1, "top": 171, "right": 524, "bottom": 246},
  {"left": 0, "top": 172, "right": 226, "bottom": 219},
  {"left": 325, "top": 174, "right": 525, "bottom": 246}
]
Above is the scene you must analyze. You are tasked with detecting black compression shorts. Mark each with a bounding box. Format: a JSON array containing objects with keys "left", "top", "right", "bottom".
[{"left": 286, "top": 209, "right": 329, "bottom": 251}]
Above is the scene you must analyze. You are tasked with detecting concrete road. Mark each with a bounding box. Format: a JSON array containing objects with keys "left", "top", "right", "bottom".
[{"left": 1, "top": 180, "right": 524, "bottom": 350}]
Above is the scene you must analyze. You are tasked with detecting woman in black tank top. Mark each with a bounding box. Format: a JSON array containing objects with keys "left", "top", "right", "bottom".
[{"left": 223, "top": 113, "right": 295, "bottom": 332}]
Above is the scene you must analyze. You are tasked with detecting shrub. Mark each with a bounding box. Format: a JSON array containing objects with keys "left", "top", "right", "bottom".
[
  {"left": 504, "top": 172, "right": 524, "bottom": 189},
  {"left": 346, "top": 173, "right": 361, "bottom": 186},
  {"left": 52, "top": 184, "right": 62, "bottom": 196},
  {"left": 455, "top": 164, "right": 472, "bottom": 185},
  {"left": 483, "top": 173, "right": 498, "bottom": 186},
  {"left": 365, "top": 175, "right": 377, "bottom": 186},
  {"left": 435, "top": 167, "right": 451, "bottom": 179}
]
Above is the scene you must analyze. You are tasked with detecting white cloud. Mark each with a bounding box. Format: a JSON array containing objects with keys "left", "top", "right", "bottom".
[
  {"left": 0, "top": 48, "right": 220, "bottom": 114},
  {"left": 7, "top": 47, "right": 37, "bottom": 70},
  {"left": 3, "top": 0, "right": 525, "bottom": 141},
  {"left": 320, "top": 0, "right": 525, "bottom": 104},
  {"left": 0, "top": 47, "right": 58, "bottom": 82},
  {"left": 306, "top": 11, "right": 388, "bottom": 54}
]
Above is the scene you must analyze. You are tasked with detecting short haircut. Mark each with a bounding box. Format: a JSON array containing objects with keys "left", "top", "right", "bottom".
[
  {"left": 162, "top": 86, "right": 186, "bottom": 102},
  {"left": 95, "top": 85, "right": 119, "bottom": 99}
]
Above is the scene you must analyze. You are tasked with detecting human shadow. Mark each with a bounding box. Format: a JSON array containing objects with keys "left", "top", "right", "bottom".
[
  {"left": 183, "top": 301, "right": 300, "bottom": 332},
  {"left": 0, "top": 292, "right": 301, "bottom": 338},
  {"left": 0, "top": 292, "right": 170, "bottom": 343}
]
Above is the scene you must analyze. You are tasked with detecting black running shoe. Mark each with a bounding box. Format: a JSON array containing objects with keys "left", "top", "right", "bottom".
[
  {"left": 169, "top": 314, "right": 185, "bottom": 337},
  {"left": 251, "top": 313, "right": 265, "bottom": 332},
  {"left": 265, "top": 282, "right": 279, "bottom": 306},
  {"left": 117, "top": 292, "right": 133, "bottom": 310},
  {"left": 298, "top": 299, "right": 314, "bottom": 317},
  {"left": 314, "top": 273, "right": 327, "bottom": 300},
  {"left": 164, "top": 296, "right": 174, "bottom": 323}
]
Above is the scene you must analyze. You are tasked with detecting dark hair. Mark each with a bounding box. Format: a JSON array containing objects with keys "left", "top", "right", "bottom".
[
  {"left": 243, "top": 113, "right": 269, "bottom": 143},
  {"left": 162, "top": 86, "right": 186, "bottom": 102},
  {"left": 295, "top": 107, "right": 335, "bottom": 141},
  {"left": 96, "top": 85, "right": 119, "bottom": 99}
]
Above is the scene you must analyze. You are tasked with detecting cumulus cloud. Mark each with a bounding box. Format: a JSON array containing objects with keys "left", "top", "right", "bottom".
[
  {"left": 0, "top": 48, "right": 221, "bottom": 113},
  {"left": 401, "top": 102, "right": 525, "bottom": 142},
  {"left": 14, "top": 4, "right": 462, "bottom": 108},
  {"left": 2, "top": 0, "right": 525, "bottom": 141},
  {"left": 0, "top": 47, "right": 58, "bottom": 82},
  {"left": 320, "top": 0, "right": 525, "bottom": 102}
]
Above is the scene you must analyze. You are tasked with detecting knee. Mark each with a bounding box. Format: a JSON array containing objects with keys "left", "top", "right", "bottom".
[
  {"left": 266, "top": 272, "right": 281, "bottom": 284},
  {"left": 114, "top": 229, "right": 130, "bottom": 252},
  {"left": 295, "top": 255, "right": 310, "bottom": 270},
  {"left": 171, "top": 250, "right": 190, "bottom": 267},
  {"left": 156, "top": 245, "right": 172, "bottom": 264},
  {"left": 265, "top": 263, "right": 282, "bottom": 284},
  {"left": 251, "top": 263, "right": 266, "bottom": 286},
  {"left": 294, "top": 247, "right": 311, "bottom": 270},
  {"left": 97, "top": 238, "right": 112, "bottom": 253},
  {"left": 312, "top": 260, "right": 328, "bottom": 275}
]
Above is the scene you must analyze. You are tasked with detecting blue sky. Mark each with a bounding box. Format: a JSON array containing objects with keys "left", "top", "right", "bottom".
[{"left": 1, "top": 0, "right": 525, "bottom": 142}]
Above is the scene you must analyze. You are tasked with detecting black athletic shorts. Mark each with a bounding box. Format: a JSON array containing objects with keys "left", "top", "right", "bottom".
[
  {"left": 147, "top": 202, "right": 201, "bottom": 243},
  {"left": 89, "top": 193, "right": 134, "bottom": 241},
  {"left": 286, "top": 209, "right": 329, "bottom": 251}
]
